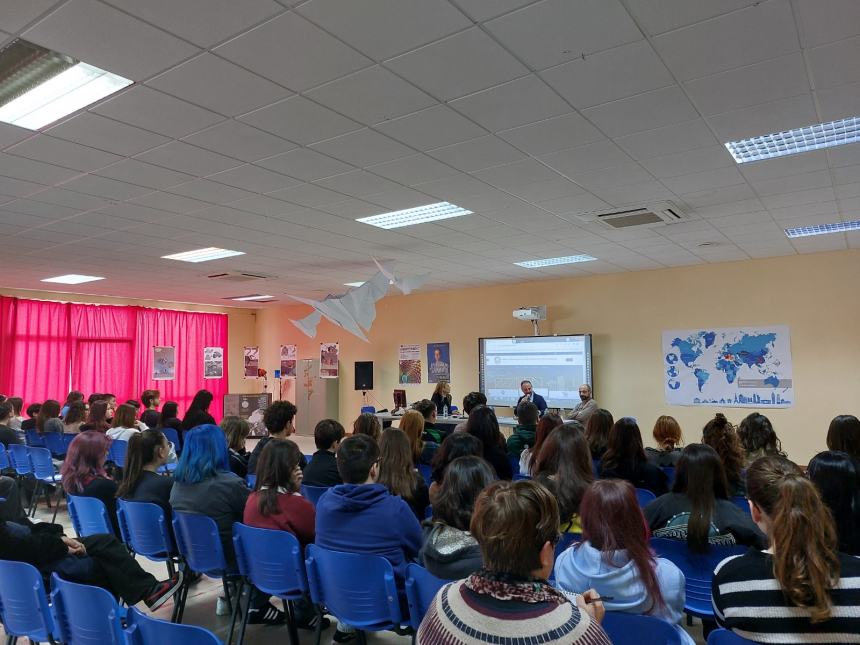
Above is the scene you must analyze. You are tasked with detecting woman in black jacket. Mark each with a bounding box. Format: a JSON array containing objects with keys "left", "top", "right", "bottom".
[{"left": 599, "top": 416, "right": 668, "bottom": 496}]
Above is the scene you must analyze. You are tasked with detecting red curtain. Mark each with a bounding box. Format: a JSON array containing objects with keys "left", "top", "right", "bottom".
[{"left": 0, "top": 296, "right": 228, "bottom": 418}]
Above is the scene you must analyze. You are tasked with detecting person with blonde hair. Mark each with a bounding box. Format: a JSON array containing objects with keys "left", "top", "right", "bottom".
[
  {"left": 399, "top": 409, "right": 428, "bottom": 465},
  {"left": 646, "top": 415, "right": 683, "bottom": 467},
  {"left": 377, "top": 428, "right": 429, "bottom": 520},
  {"left": 430, "top": 381, "right": 453, "bottom": 416}
]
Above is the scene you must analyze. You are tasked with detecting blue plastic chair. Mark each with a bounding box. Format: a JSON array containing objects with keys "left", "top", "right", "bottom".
[
  {"left": 300, "top": 484, "right": 330, "bottom": 506},
  {"left": 731, "top": 496, "right": 750, "bottom": 514},
  {"left": 67, "top": 495, "right": 114, "bottom": 537},
  {"left": 8, "top": 443, "right": 33, "bottom": 478},
  {"left": 62, "top": 433, "right": 76, "bottom": 453},
  {"left": 28, "top": 446, "right": 63, "bottom": 521},
  {"left": 662, "top": 467, "right": 675, "bottom": 485},
  {"left": 602, "top": 612, "right": 683, "bottom": 645},
  {"left": 117, "top": 499, "right": 178, "bottom": 567},
  {"left": 508, "top": 456, "right": 520, "bottom": 477},
  {"left": 0, "top": 560, "right": 56, "bottom": 643},
  {"left": 360, "top": 406, "right": 375, "bottom": 414},
  {"left": 233, "top": 523, "right": 319, "bottom": 645},
  {"left": 635, "top": 488, "right": 657, "bottom": 507},
  {"left": 245, "top": 474, "right": 256, "bottom": 489},
  {"left": 24, "top": 429, "right": 45, "bottom": 447},
  {"left": 404, "top": 563, "right": 447, "bottom": 632},
  {"left": 708, "top": 628, "right": 758, "bottom": 645},
  {"left": 50, "top": 573, "right": 125, "bottom": 645},
  {"left": 0, "top": 446, "right": 9, "bottom": 470},
  {"left": 417, "top": 463, "right": 432, "bottom": 486},
  {"left": 424, "top": 505, "right": 433, "bottom": 520},
  {"left": 42, "top": 432, "right": 68, "bottom": 459},
  {"left": 162, "top": 427, "right": 182, "bottom": 453},
  {"left": 305, "top": 545, "right": 402, "bottom": 638},
  {"left": 651, "top": 538, "right": 746, "bottom": 619},
  {"left": 108, "top": 440, "right": 128, "bottom": 468},
  {"left": 125, "top": 606, "right": 220, "bottom": 645}
]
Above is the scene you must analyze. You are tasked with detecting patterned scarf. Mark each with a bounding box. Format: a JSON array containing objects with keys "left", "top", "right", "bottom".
[{"left": 464, "top": 569, "right": 569, "bottom": 605}]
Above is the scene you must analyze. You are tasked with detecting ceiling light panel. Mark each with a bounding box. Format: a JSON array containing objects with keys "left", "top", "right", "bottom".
[
  {"left": 725, "top": 116, "right": 860, "bottom": 163},
  {"left": 162, "top": 247, "right": 245, "bottom": 263},
  {"left": 356, "top": 201, "right": 473, "bottom": 229},
  {"left": 784, "top": 219, "right": 860, "bottom": 238},
  {"left": 229, "top": 294, "right": 274, "bottom": 301},
  {"left": 41, "top": 274, "right": 104, "bottom": 284},
  {"left": 514, "top": 255, "right": 597, "bottom": 268}
]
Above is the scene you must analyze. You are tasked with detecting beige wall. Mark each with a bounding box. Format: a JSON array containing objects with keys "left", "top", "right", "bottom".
[
  {"left": 256, "top": 249, "right": 860, "bottom": 464},
  {"left": 0, "top": 287, "right": 259, "bottom": 395}
]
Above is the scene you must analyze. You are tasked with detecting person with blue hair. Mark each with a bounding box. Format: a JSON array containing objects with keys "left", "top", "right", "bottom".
[{"left": 169, "top": 424, "right": 285, "bottom": 625}]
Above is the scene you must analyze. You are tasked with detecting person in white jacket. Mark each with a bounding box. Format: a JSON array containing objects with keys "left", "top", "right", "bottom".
[
  {"left": 108, "top": 404, "right": 176, "bottom": 462},
  {"left": 554, "top": 479, "right": 693, "bottom": 645}
]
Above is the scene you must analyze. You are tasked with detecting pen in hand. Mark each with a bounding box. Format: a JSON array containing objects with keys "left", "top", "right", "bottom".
[{"left": 585, "top": 595, "right": 613, "bottom": 603}]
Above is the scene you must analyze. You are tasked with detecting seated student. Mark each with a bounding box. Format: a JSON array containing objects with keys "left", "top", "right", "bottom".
[
  {"left": 221, "top": 416, "right": 251, "bottom": 479},
  {"left": 585, "top": 408, "right": 614, "bottom": 461},
  {"left": 0, "top": 401, "right": 23, "bottom": 447},
  {"left": 80, "top": 400, "right": 110, "bottom": 433},
  {"left": 453, "top": 391, "right": 486, "bottom": 433},
  {"left": 555, "top": 479, "right": 692, "bottom": 645},
  {"left": 415, "top": 398, "right": 449, "bottom": 445},
  {"left": 6, "top": 397, "right": 23, "bottom": 430},
  {"left": 36, "top": 399, "right": 63, "bottom": 434},
  {"left": 20, "top": 402, "right": 40, "bottom": 432},
  {"left": 826, "top": 414, "right": 860, "bottom": 462},
  {"left": 248, "top": 400, "right": 304, "bottom": 475},
  {"left": 645, "top": 415, "right": 683, "bottom": 467},
  {"left": 506, "top": 401, "right": 539, "bottom": 458},
  {"left": 430, "top": 381, "right": 453, "bottom": 416},
  {"left": 170, "top": 425, "right": 284, "bottom": 625},
  {"left": 429, "top": 432, "right": 483, "bottom": 503},
  {"left": 156, "top": 401, "right": 183, "bottom": 433},
  {"left": 399, "top": 409, "right": 430, "bottom": 466},
  {"left": 712, "top": 455, "right": 860, "bottom": 640},
  {"left": 140, "top": 389, "right": 161, "bottom": 429},
  {"left": 420, "top": 456, "right": 495, "bottom": 580},
  {"left": 179, "top": 390, "right": 216, "bottom": 436},
  {"left": 599, "top": 417, "right": 668, "bottom": 497},
  {"left": 353, "top": 412, "right": 381, "bottom": 442},
  {"left": 418, "top": 480, "right": 609, "bottom": 644},
  {"left": 466, "top": 405, "right": 512, "bottom": 481},
  {"left": 807, "top": 450, "right": 860, "bottom": 556},
  {"left": 532, "top": 423, "right": 592, "bottom": 534},
  {"left": 377, "top": 428, "right": 429, "bottom": 521},
  {"left": 302, "top": 419, "right": 344, "bottom": 487},
  {"left": 521, "top": 411, "right": 563, "bottom": 475},
  {"left": 62, "top": 401, "right": 86, "bottom": 434},
  {"left": 644, "top": 444, "right": 765, "bottom": 550},
  {"left": 702, "top": 413, "right": 746, "bottom": 495},
  {"left": 737, "top": 412, "right": 784, "bottom": 467},
  {"left": 107, "top": 404, "right": 143, "bottom": 442},
  {"left": 60, "top": 432, "right": 121, "bottom": 536},
  {"left": 60, "top": 391, "right": 84, "bottom": 418},
  {"left": 116, "top": 429, "right": 173, "bottom": 515}
]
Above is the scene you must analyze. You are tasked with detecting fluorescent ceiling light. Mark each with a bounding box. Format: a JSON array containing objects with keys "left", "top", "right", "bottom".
[
  {"left": 229, "top": 294, "right": 274, "bottom": 301},
  {"left": 356, "top": 202, "right": 472, "bottom": 229},
  {"left": 0, "top": 40, "right": 132, "bottom": 130},
  {"left": 515, "top": 255, "right": 597, "bottom": 268},
  {"left": 162, "top": 247, "right": 245, "bottom": 263},
  {"left": 784, "top": 219, "right": 860, "bottom": 238},
  {"left": 41, "top": 274, "right": 104, "bottom": 284},
  {"left": 725, "top": 116, "right": 860, "bottom": 163},
  {"left": 344, "top": 280, "right": 394, "bottom": 287}
]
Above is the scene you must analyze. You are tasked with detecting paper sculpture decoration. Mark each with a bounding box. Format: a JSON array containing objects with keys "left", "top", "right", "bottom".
[{"left": 289, "top": 260, "right": 428, "bottom": 341}]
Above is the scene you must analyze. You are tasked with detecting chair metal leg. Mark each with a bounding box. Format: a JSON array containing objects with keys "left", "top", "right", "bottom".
[
  {"left": 51, "top": 488, "right": 63, "bottom": 524},
  {"left": 226, "top": 580, "right": 246, "bottom": 645},
  {"left": 313, "top": 604, "right": 325, "bottom": 645},
  {"left": 236, "top": 586, "right": 253, "bottom": 645},
  {"left": 174, "top": 573, "right": 190, "bottom": 624},
  {"left": 28, "top": 481, "right": 41, "bottom": 517},
  {"left": 356, "top": 630, "right": 368, "bottom": 645},
  {"left": 283, "top": 599, "right": 299, "bottom": 645}
]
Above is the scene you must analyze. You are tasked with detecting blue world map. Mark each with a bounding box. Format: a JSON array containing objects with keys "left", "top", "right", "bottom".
[{"left": 670, "top": 331, "right": 778, "bottom": 391}]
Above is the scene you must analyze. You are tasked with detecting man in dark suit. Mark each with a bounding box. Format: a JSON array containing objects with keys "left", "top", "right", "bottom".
[{"left": 514, "top": 380, "right": 547, "bottom": 417}]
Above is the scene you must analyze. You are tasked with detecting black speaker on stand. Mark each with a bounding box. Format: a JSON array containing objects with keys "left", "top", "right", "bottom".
[{"left": 354, "top": 361, "right": 374, "bottom": 405}]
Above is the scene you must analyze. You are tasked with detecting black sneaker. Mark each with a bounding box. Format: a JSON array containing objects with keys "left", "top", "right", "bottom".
[
  {"left": 296, "top": 612, "right": 331, "bottom": 631},
  {"left": 332, "top": 629, "right": 357, "bottom": 643},
  {"left": 247, "top": 603, "right": 287, "bottom": 625},
  {"left": 144, "top": 572, "right": 184, "bottom": 610}
]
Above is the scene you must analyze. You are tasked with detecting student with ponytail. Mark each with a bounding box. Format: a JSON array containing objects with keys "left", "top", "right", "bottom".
[
  {"left": 117, "top": 429, "right": 173, "bottom": 514},
  {"left": 712, "top": 455, "right": 860, "bottom": 640}
]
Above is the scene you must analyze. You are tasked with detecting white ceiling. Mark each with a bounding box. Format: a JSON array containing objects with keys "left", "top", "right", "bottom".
[{"left": 0, "top": 0, "right": 859, "bottom": 306}]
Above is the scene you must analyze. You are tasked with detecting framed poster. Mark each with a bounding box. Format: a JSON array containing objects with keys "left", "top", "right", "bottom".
[
  {"left": 243, "top": 346, "right": 259, "bottom": 378},
  {"left": 152, "top": 346, "right": 175, "bottom": 380},
  {"left": 280, "top": 344, "right": 297, "bottom": 379},
  {"left": 203, "top": 346, "right": 223, "bottom": 379},
  {"left": 320, "top": 342, "right": 339, "bottom": 378},
  {"left": 427, "top": 342, "right": 450, "bottom": 383},
  {"left": 223, "top": 393, "right": 272, "bottom": 437},
  {"left": 398, "top": 344, "right": 422, "bottom": 384}
]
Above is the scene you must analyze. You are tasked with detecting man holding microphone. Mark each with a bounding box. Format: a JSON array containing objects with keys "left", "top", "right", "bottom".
[{"left": 514, "top": 380, "right": 547, "bottom": 417}]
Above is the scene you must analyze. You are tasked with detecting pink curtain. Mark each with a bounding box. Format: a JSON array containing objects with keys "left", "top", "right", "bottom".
[{"left": 0, "top": 296, "right": 228, "bottom": 418}]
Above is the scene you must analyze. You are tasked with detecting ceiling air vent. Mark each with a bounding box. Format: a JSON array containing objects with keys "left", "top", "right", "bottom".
[
  {"left": 574, "top": 202, "right": 687, "bottom": 230},
  {"left": 205, "top": 271, "right": 272, "bottom": 283}
]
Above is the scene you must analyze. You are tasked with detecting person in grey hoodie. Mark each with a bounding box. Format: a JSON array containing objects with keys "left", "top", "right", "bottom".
[
  {"left": 420, "top": 456, "right": 495, "bottom": 580},
  {"left": 555, "top": 479, "right": 694, "bottom": 645}
]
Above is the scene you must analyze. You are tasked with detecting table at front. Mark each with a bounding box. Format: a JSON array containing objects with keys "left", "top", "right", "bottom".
[{"left": 376, "top": 413, "right": 520, "bottom": 437}]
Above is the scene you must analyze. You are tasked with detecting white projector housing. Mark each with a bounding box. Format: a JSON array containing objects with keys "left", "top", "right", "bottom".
[{"left": 513, "top": 306, "right": 547, "bottom": 321}]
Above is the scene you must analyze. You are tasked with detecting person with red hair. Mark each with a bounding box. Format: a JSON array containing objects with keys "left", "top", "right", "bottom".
[
  {"left": 555, "top": 479, "right": 693, "bottom": 644},
  {"left": 60, "top": 432, "right": 120, "bottom": 535}
]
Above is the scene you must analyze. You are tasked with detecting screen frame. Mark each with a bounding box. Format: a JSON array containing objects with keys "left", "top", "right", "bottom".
[{"left": 478, "top": 333, "right": 593, "bottom": 408}]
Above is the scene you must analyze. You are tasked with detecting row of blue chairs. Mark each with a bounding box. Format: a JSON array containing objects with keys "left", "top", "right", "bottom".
[{"left": 2, "top": 444, "right": 64, "bottom": 521}]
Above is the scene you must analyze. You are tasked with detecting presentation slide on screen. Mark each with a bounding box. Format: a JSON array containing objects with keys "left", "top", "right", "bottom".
[{"left": 480, "top": 335, "right": 592, "bottom": 409}]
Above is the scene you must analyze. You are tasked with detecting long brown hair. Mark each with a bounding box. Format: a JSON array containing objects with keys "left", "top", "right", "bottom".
[
  {"left": 86, "top": 400, "right": 111, "bottom": 432},
  {"left": 377, "top": 428, "right": 418, "bottom": 501},
  {"left": 112, "top": 404, "right": 137, "bottom": 429},
  {"left": 531, "top": 425, "right": 593, "bottom": 521},
  {"left": 746, "top": 456, "right": 839, "bottom": 623},
  {"left": 255, "top": 439, "right": 303, "bottom": 516},
  {"left": 531, "top": 412, "right": 563, "bottom": 467},
  {"left": 116, "top": 430, "right": 166, "bottom": 498},
  {"left": 702, "top": 413, "right": 744, "bottom": 491},
  {"left": 652, "top": 415, "right": 682, "bottom": 451},
  {"left": 601, "top": 417, "right": 647, "bottom": 473},
  {"left": 585, "top": 408, "right": 613, "bottom": 458},
  {"left": 673, "top": 444, "right": 730, "bottom": 552},
  {"left": 398, "top": 410, "right": 425, "bottom": 466},
  {"left": 579, "top": 479, "right": 665, "bottom": 612},
  {"left": 36, "top": 399, "right": 61, "bottom": 432}
]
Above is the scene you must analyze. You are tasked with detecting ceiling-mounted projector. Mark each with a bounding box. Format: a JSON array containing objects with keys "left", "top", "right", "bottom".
[{"left": 513, "top": 306, "right": 547, "bottom": 321}]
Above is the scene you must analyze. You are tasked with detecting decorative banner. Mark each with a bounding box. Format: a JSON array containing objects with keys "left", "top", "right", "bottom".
[
  {"left": 152, "top": 346, "right": 175, "bottom": 380},
  {"left": 320, "top": 342, "right": 339, "bottom": 379},
  {"left": 427, "top": 342, "right": 451, "bottom": 383},
  {"left": 223, "top": 393, "right": 272, "bottom": 437},
  {"left": 203, "top": 346, "right": 224, "bottom": 379},
  {"left": 662, "top": 325, "right": 794, "bottom": 407},
  {"left": 398, "top": 344, "right": 422, "bottom": 384},
  {"left": 280, "top": 344, "right": 297, "bottom": 379},
  {"left": 243, "top": 346, "right": 259, "bottom": 378}
]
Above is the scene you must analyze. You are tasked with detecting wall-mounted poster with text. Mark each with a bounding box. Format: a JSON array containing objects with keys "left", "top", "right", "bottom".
[
  {"left": 427, "top": 342, "right": 450, "bottom": 383},
  {"left": 204, "top": 346, "right": 223, "bottom": 379},
  {"left": 152, "top": 346, "right": 175, "bottom": 380},
  {"left": 243, "top": 346, "right": 259, "bottom": 378},
  {"left": 280, "top": 344, "right": 297, "bottom": 378},
  {"left": 320, "top": 342, "right": 339, "bottom": 379},
  {"left": 398, "top": 344, "right": 422, "bottom": 384}
]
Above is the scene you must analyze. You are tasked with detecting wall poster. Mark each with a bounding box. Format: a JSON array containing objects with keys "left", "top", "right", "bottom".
[
  {"left": 398, "top": 344, "right": 422, "bottom": 384},
  {"left": 243, "top": 346, "right": 259, "bottom": 378},
  {"left": 320, "top": 342, "right": 339, "bottom": 379},
  {"left": 427, "top": 342, "right": 450, "bottom": 383},
  {"left": 152, "top": 346, "right": 175, "bottom": 380},
  {"left": 280, "top": 344, "right": 297, "bottom": 379},
  {"left": 203, "top": 346, "right": 223, "bottom": 379}
]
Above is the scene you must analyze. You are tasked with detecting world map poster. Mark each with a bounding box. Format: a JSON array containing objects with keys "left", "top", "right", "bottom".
[{"left": 662, "top": 326, "right": 794, "bottom": 408}]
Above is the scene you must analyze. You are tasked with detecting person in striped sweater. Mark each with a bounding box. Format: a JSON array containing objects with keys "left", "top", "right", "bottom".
[
  {"left": 712, "top": 455, "right": 860, "bottom": 643},
  {"left": 417, "top": 479, "right": 610, "bottom": 645}
]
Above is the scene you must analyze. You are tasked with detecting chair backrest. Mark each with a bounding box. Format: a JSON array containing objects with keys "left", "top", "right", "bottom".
[
  {"left": 63, "top": 432, "right": 77, "bottom": 452},
  {"left": 360, "top": 406, "right": 376, "bottom": 414},
  {"left": 601, "top": 612, "right": 683, "bottom": 645},
  {"left": 404, "top": 563, "right": 447, "bottom": 631},
  {"left": 117, "top": 499, "right": 176, "bottom": 561},
  {"left": 707, "top": 628, "right": 757, "bottom": 645},
  {"left": 417, "top": 463, "right": 432, "bottom": 486},
  {"left": 161, "top": 427, "right": 181, "bottom": 453},
  {"left": 635, "top": 488, "right": 657, "bottom": 507},
  {"left": 661, "top": 467, "right": 675, "bottom": 485},
  {"left": 28, "top": 446, "right": 57, "bottom": 479},
  {"left": 508, "top": 456, "right": 520, "bottom": 476},
  {"left": 233, "top": 523, "right": 308, "bottom": 599},
  {"left": 0, "top": 560, "right": 55, "bottom": 642},
  {"left": 8, "top": 444, "right": 32, "bottom": 475},
  {"left": 172, "top": 511, "right": 229, "bottom": 578},
  {"left": 50, "top": 573, "right": 126, "bottom": 645},
  {"left": 108, "top": 440, "right": 128, "bottom": 468},
  {"left": 299, "top": 484, "right": 330, "bottom": 506},
  {"left": 0, "top": 446, "right": 9, "bottom": 470},
  {"left": 125, "top": 606, "right": 220, "bottom": 645},
  {"left": 245, "top": 474, "right": 256, "bottom": 489},
  {"left": 305, "top": 544, "right": 402, "bottom": 630},
  {"left": 650, "top": 538, "right": 747, "bottom": 618},
  {"left": 24, "top": 429, "right": 45, "bottom": 447},
  {"left": 67, "top": 495, "right": 114, "bottom": 537},
  {"left": 730, "top": 496, "right": 750, "bottom": 514},
  {"left": 42, "top": 431, "right": 67, "bottom": 457}
]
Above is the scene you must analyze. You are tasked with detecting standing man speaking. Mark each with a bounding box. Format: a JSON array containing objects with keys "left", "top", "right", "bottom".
[{"left": 514, "top": 380, "right": 547, "bottom": 417}]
